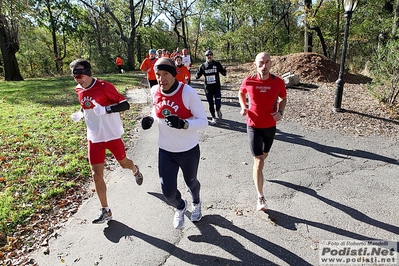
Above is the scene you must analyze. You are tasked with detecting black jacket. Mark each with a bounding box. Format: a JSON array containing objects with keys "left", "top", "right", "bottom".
[{"left": 195, "top": 60, "right": 226, "bottom": 92}]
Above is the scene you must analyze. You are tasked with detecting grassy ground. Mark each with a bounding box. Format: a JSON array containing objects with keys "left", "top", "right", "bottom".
[{"left": 0, "top": 73, "right": 142, "bottom": 246}]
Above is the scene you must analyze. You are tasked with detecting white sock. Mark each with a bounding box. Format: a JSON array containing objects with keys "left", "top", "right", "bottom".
[
  {"left": 258, "top": 193, "right": 264, "bottom": 198},
  {"left": 104, "top": 207, "right": 110, "bottom": 212}
]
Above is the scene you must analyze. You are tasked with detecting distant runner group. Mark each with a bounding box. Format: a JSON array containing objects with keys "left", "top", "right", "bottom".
[{"left": 140, "top": 48, "right": 227, "bottom": 126}]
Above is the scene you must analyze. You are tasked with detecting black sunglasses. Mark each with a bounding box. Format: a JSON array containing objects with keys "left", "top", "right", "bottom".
[{"left": 73, "top": 74, "right": 84, "bottom": 79}]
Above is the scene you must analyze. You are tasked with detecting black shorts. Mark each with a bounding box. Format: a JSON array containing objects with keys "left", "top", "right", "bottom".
[{"left": 247, "top": 125, "right": 276, "bottom": 156}]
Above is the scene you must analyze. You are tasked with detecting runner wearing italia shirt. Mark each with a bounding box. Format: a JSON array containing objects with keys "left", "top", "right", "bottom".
[
  {"left": 238, "top": 52, "right": 287, "bottom": 213},
  {"left": 140, "top": 58, "right": 208, "bottom": 229},
  {"left": 69, "top": 59, "right": 143, "bottom": 225}
]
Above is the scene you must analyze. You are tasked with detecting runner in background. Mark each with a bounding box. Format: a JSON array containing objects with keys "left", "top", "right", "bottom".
[
  {"left": 115, "top": 55, "right": 124, "bottom": 74},
  {"left": 181, "top": 48, "right": 192, "bottom": 84},
  {"left": 140, "top": 49, "right": 158, "bottom": 88},
  {"left": 174, "top": 55, "right": 190, "bottom": 84},
  {"left": 195, "top": 50, "right": 227, "bottom": 125}
]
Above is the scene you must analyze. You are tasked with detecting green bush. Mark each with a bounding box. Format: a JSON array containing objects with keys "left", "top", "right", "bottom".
[{"left": 368, "top": 40, "right": 399, "bottom": 106}]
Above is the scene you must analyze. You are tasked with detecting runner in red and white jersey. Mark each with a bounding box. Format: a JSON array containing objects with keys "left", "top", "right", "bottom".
[{"left": 69, "top": 59, "right": 144, "bottom": 224}]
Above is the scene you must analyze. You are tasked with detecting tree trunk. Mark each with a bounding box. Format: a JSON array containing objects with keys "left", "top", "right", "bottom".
[
  {"left": 304, "top": 30, "right": 313, "bottom": 52},
  {"left": 137, "top": 33, "right": 142, "bottom": 64},
  {"left": 0, "top": 44, "right": 23, "bottom": 81},
  {"left": 128, "top": 0, "right": 136, "bottom": 70},
  {"left": 193, "top": 11, "right": 204, "bottom": 61},
  {"left": 0, "top": 15, "right": 23, "bottom": 81},
  {"left": 127, "top": 36, "right": 135, "bottom": 70},
  {"left": 51, "top": 28, "right": 61, "bottom": 73},
  {"left": 332, "top": 0, "right": 340, "bottom": 62},
  {"left": 310, "top": 26, "right": 328, "bottom": 57},
  {"left": 45, "top": 0, "right": 64, "bottom": 74},
  {"left": 304, "top": 0, "right": 313, "bottom": 52}
]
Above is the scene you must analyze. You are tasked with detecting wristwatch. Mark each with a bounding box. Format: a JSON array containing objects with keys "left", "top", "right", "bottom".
[
  {"left": 278, "top": 110, "right": 284, "bottom": 116},
  {"left": 105, "top": 105, "right": 112, "bottom": 113},
  {"left": 183, "top": 120, "right": 189, "bottom": 129}
]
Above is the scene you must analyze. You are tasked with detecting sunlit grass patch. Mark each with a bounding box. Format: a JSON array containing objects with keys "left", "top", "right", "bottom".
[{"left": 0, "top": 73, "right": 141, "bottom": 244}]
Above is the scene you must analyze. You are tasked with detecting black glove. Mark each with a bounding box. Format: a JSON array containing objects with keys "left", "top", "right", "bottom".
[
  {"left": 141, "top": 116, "right": 154, "bottom": 130},
  {"left": 165, "top": 115, "right": 186, "bottom": 129},
  {"left": 221, "top": 67, "right": 227, "bottom": 76}
]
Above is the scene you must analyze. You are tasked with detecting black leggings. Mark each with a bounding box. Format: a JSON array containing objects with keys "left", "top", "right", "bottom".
[
  {"left": 158, "top": 145, "right": 201, "bottom": 209},
  {"left": 205, "top": 89, "right": 221, "bottom": 118}
]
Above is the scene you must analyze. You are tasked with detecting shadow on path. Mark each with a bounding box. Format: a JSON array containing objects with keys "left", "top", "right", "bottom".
[
  {"left": 275, "top": 130, "right": 398, "bottom": 165},
  {"left": 208, "top": 118, "right": 247, "bottom": 133},
  {"left": 189, "top": 214, "right": 312, "bottom": 265},
  {"left": 146, "top": 192, "right": 311, "bottom": 265},
  {"left": 103, "top": 220, "right": 245, "bottom": 265},
  {"left": 345, "top": 109, "right": 399, "bottom": 126},
  {"left": 269, "top": 180, "right": 399, "bottom": 235},
  {"left": 265, "top": 209, "right": 380, "bottom": 241}
]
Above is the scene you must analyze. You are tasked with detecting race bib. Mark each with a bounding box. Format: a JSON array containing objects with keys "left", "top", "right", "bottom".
[{"left": 206, "top": 75, "right": 216, "bottom": 84}]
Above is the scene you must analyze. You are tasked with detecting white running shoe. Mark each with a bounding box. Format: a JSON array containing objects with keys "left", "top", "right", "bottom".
[
  {"left": 256, "top": 197, "right": 267, "bottom": 211},
  {"left": 173, "top": 200, "right": 187, "bottom": 229},
  {"left": 209, "top": 118, "right": 217, "bottom": 125},
  {"left": 92, "top": 208, "right": 112, "bottom": 224},
  {"left": 191, "top": 202, "right": 202, "bottom": 222}
]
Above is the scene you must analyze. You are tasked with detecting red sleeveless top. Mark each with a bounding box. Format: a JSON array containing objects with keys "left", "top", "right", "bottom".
[{"left": 154, "top": 83, "right": 192, "bottom": 119}]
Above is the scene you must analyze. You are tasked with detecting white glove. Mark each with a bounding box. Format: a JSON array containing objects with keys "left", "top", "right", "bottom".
[
  {"left": 71, "top": 111, "right": 83, "bottom": 122},
  {"left": 92, "top": 100, "right": 106, "bottom": 116}
]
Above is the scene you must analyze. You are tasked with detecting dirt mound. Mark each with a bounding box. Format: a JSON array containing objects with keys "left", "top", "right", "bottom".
[
  {"left": 227, "top": 52, "right": 371, "bottom": 84},
  {"left": 271, "top": 52, "right": 371, "bottom": 84}
]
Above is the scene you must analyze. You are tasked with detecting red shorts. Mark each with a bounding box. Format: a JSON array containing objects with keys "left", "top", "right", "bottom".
[{"left": 88, "top": 139, "right": 126, "bottom": 165}]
